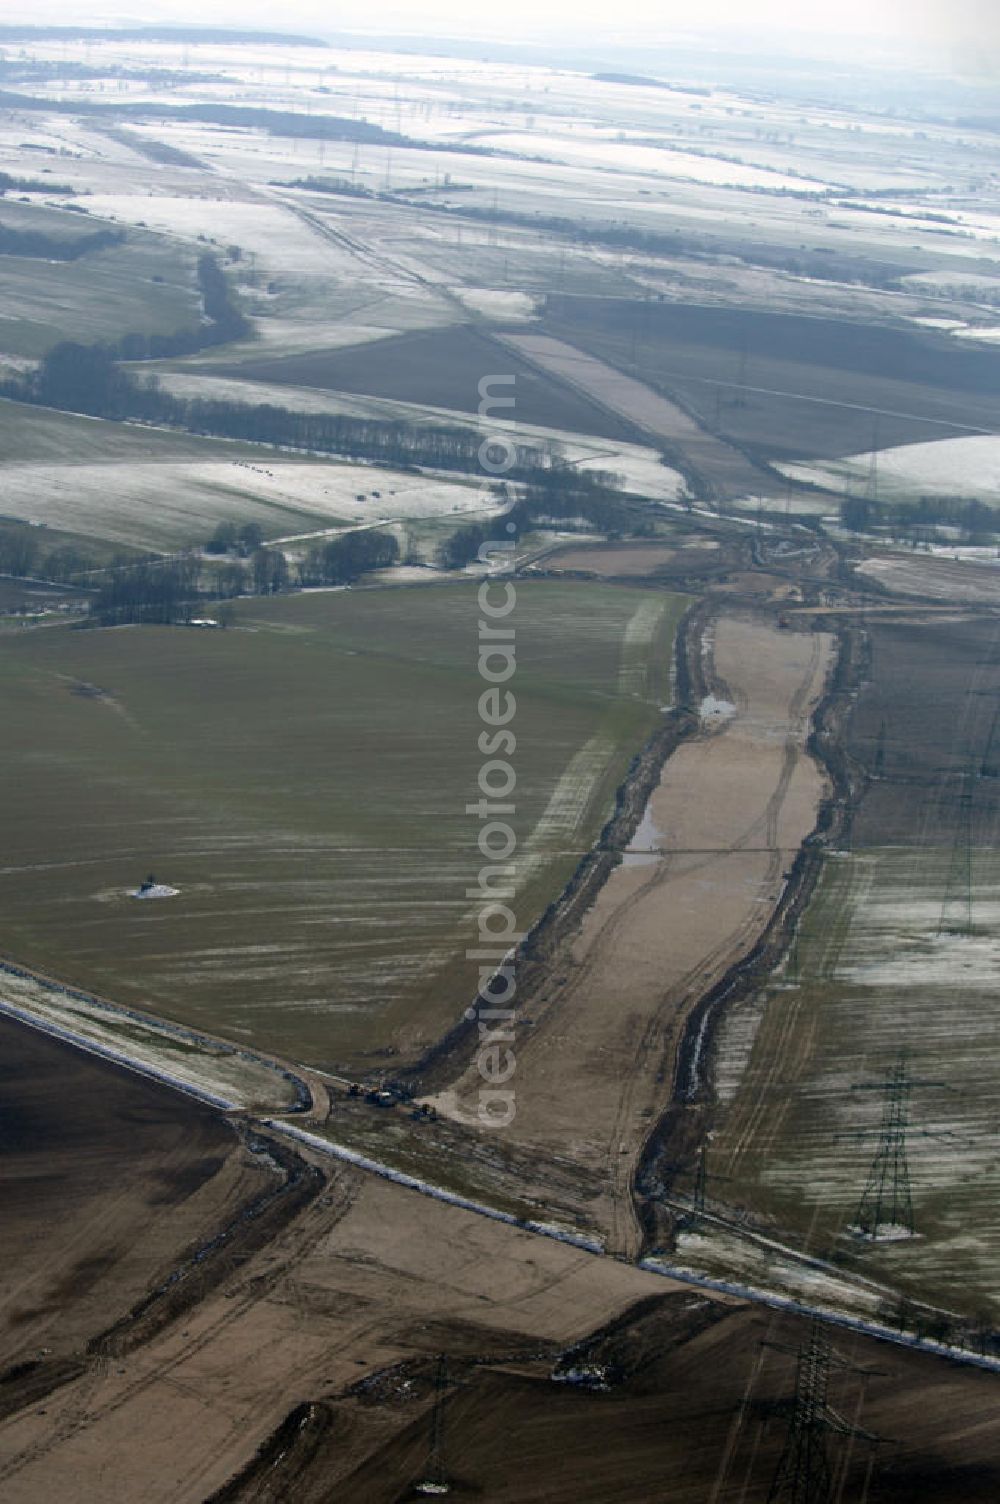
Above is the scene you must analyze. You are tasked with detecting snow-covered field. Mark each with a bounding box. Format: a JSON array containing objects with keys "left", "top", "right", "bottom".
[
  {"left": 0, "top": 456, "right": 488, "bottom": 550},
  {"left": 155, "top": 371, "right": 688, "bottom": 503},
  {"left": 470, "top": 130, "right": 835, "bottom": 194},
  {"left": 776, "top": 436, "right": 1000, "bottom": 507},
  {"left": 900, "top": 270, "right": 1000, "bottom": 299},
  {"left": 452, "top": 287, "right": 538, "bottom": 321},
  {"left": 706, "top": 846, "right": 1000, "bottom": 1311},
  {"left": 82, "top": 188, "right": 370, "bottom": 280},
  {"left": 79, "top": 184, "right": 457, "bottom": 358},
  {"left": 855, "top": 552, "right": 1000, "bottom": 603}
]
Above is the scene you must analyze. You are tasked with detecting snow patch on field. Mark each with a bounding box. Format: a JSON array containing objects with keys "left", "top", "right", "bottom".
[
  {"left": 854, "top": 552, "right": 1000, "bottom": 603},
  {"left": 672, "top": 1227, "right": 886, "bottom": 1317},
  {"left": 899, "top": 270, "right": 1000, "bottom": 295},
  {"left": 155, "top": 372, "right": 686, "bottom": 501},
  {"left": 579, "top": 450, "right": 686, "bottom": 503},
  {"left": 777, "top": 436, "right": 1000, "bottom": 506},
  {"left": 453, "top": 287, "right": 537, "bottom": 321},
  {"left": 906, "top": 316, "right": 969, "bottom": 331},
  {"left": 836, "top": 894, "right": 1000, "bottom": 989},
  {"left": 78, "top": 189, "right": 453, "bottom": 356},
  {"left": 708, "top": 847, "right": 1000, "bottom": 1306},
  {"left": 471, "top": 130, "right": 833, "bottom": 193},
  {"left": 527, "top": 731, "right": 620, "bottom": 849},
  {"left": 86, "top": 194, "right": 338, "bottom": 271},
  {"left": 618, "top": 598, "right": 666, "bottom": 695},
  {"left": 953, "top": 326, "right": 1000, "bottom": 344},
  {"left": 849, "top": 1223, "right": 916, "bottom": 1243},
  {"left": 0, "top": 965, "right": 296, "bottom": 1112},
  {"left": 712, "top": 995, "right": 767, "bottom": 1104},
  {"left": 701, "top": 695, "right": 737, "bottom": 725}
]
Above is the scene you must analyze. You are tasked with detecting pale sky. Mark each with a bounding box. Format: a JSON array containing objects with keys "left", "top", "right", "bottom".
[
  {"left": 320, "top": 0, "right": 976, "bottom": 42},
  {"left": 6, "top": 0, "right": 1000, "bottom": 73}
]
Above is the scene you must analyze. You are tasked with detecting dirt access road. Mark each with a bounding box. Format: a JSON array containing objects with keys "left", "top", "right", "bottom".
[
  {"left": 499, "top": 332, "right": 769, "bottom": 497},
  {"left": 0, "top": 1163, "right": 691, "bottom": 1502},
  {"left": 435, "top": 610, "right": 833, "bottom": 1256}
]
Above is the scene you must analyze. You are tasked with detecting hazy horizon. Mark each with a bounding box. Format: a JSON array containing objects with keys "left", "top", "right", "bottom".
[{"left": 1, "top": 0, "right": 998, "bottom": 78}]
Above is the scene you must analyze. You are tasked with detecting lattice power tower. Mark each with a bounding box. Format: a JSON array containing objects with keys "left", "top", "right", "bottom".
[
  {"left": 851, "top": 1053, "right": 945, "bottom": 1240},
  {"left": 766, "top": 1318, "right": 879, "bottom": 1504}
]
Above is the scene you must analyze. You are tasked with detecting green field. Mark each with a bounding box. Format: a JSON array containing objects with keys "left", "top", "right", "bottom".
[
  {"left": 704, "top": 847, "right": 1000, "bottom": 1320},
  {"left": 0, "top": 210, "right": 202, "bottom": 359},
  {"left": 0, "top": 581, "right": 686, "bottom": 1070},
  {"left": 0, "top": 396, "right": 240, "bottom": 465}
]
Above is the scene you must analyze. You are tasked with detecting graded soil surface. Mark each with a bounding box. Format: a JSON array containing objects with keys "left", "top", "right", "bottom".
[
  {"left": 0, "top": 1017, "right": 257, "bottom": 1375},
  {"left": 434, "top": 611, "right": 833, "bottom": 1254},
  {"left": 6, "top": 1146, "right": 999, "bottom": 1504},
  {"left": 0, "top": 1169, "right": 679, "bottom": 1501}
]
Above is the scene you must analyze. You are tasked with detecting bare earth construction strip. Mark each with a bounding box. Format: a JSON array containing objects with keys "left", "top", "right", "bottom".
[{"left": 433, "top": 609, "right": 834, "bottom": 1255}]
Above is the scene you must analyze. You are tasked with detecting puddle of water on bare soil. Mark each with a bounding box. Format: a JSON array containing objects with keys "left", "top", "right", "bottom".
[{"left": 623, "top": 801, "right": 664, "bottom": 867}]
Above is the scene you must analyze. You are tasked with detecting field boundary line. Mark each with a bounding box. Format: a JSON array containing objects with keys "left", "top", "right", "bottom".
[
  {"left": 262, "top": 1120, "right": 606, "bottom": 1252},
  {"left": 0, "top": 955, "right": 312, "bottom": 1114},
  {"left": 404, "top": 644, "right": 702, "bottom": 1090},
  {"left": 1, "top": 988, "right": 995, "bottom": 1377},
  {"left": 263, "top": 1118, "right": 1000, "bottom": 1377},
  {"left": 0, "top": 995, "right": 237, "bottom": 1111}
]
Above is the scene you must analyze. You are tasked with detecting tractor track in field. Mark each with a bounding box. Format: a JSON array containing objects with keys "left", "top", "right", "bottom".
[{"left": 0, "top": 1150, "right": 351, "bottom": 1489}]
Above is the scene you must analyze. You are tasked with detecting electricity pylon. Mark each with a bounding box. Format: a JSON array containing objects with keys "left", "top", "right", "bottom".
[
  {"left": 872, "top": 717, "right": 888, "bottom": 779},
  {"left": 663, "top": 1142, "right": 732, "bottom": 1229},
  {"left": 414, "top": 1353, "right": 451, "bottom": 1496},
  {"left": 980, "top": 708, "right": 1000, "bottom": 779},
  {"left": 851, "top": 1053, "right": 945, "bottom": 1240},
  {"left": 692, "top": 1141, "right": 709, "bottom": 1218},
  {"left": 938, "top": 765, "right": 976, "bottom": 936},
  {"left": 863, "top": 417, "right": 880, "bottom": 506},
  {"left": 735, "top": 333, "right": 749, "bottom": 407},
  {"left": 765, "top": 1319, "right": 880, "bottom": 1504},
  {"left": 767, "top": 1321, "right": 835, "bottom": 1503}
]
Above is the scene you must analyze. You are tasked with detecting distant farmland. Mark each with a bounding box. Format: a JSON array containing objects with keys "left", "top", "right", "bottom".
[
  {"left": 0, "top": 581, "right": 687, "bottom": 1070},
  {"left": 541, "top": 296, "right": 1000, "bottom": 464},
  {"left": 219, "top": 325, "right": 643, "bottom": 443},
  {"left": 849, "top": 617, "right": 1000, "bottom": 845}
]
